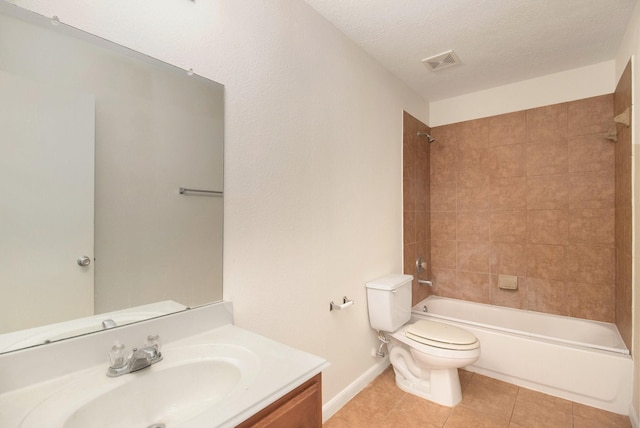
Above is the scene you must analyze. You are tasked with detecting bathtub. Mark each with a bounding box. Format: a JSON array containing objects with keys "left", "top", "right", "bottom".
[{"left": 411, "top": 295, "right": 633, "bottom": 415}]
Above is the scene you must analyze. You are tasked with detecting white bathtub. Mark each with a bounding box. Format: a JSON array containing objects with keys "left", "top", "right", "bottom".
[{"left": 411, "top": 295, "right": 633, "bottom": 415}]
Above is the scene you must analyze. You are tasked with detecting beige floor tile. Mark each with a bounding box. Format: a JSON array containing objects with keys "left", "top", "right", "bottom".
[
  {"left": 457, "top": 374, "right": 518, "bottom": 421},
  {"left": 322, "top": 415, "right": 352, "bottom": 428},
  {"left": 510, "top": 388, "right": 573, "bottom": 428},
  {"left": 392, "top": 392, "right": 452, "bottom": 426},
  {"left": 444, "top": 405, "right": 510, "bottom": 428},
  {"left": 323, "top": 367, "right": 633, "bottom": 428},
  {"left": 573, "top": 402, "right": 631, "bottom": 428}
]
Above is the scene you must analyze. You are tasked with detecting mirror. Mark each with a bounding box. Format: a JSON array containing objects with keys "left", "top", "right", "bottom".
[{"left": 0, "top": 4, "right": 224, "bottom": 353}]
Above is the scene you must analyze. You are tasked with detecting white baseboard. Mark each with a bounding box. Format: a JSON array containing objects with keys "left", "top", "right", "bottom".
[
  {"left": 630, "top": 403, "right": 639, "bottom": 428},
  {"left": 322, "top": 357, "right": 390, "bottom": 422}
]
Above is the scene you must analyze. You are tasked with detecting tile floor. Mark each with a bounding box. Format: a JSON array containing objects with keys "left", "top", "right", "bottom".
[{"left": 323, "top": 367, "right": 631, "bottom": 428}]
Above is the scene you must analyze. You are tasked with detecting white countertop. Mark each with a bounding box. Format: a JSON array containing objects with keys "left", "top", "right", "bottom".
[{"left": 0, "top": 321, "right": 328, "bottom": 427}]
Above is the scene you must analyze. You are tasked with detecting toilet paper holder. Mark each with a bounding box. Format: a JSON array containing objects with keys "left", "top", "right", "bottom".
[{"left": 330, "top": 296, "right": 354, "bottom": 311}]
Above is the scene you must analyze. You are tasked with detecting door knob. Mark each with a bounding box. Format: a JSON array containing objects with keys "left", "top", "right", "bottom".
[{"left": 77, "top": 256, "right": 91, "bottom": 266}]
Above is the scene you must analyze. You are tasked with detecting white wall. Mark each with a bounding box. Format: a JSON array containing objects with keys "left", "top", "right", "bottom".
[
  {"left": 616, "top": 1, "right": 640, "bottom": 425},
  {"left": 429, "top": 60, "right": 616, "bottom": 127},
  {"left": 10, "top": 0, "right": 427, "bottom": 408}
]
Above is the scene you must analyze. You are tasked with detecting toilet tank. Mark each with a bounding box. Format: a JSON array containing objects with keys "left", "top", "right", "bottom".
[{"left": 365, "top": 274, "right": 413, "bottom": 332}]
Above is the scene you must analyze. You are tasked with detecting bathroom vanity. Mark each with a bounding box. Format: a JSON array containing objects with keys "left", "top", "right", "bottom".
[{"left": 0, "top": 302, "right": 329, "bottom": 427}]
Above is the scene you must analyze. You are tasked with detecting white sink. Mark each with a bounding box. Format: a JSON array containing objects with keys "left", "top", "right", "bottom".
[{"left": 19, "top": 344, "right": 260, "bottom": 428}]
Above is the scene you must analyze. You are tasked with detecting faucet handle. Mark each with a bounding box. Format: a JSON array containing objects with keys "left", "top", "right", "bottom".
[
  {"left": 145, "top": 334, "right": 162, "bottom": 352},
  {"left": 108, "top": 342, "right": 127, "bottom": 369}
]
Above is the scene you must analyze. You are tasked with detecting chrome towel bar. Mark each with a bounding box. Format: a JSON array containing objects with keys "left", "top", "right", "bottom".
[{"left": 179, "top": 187, "right": 223, "bottom": 195}]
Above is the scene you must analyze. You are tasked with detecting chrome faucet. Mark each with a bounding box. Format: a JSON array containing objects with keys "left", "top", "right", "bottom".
[{"left": 107, "top": 334, "right": 163, "bottom": 377}]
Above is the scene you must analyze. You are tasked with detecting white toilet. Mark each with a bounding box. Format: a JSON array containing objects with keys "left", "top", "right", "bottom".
[{"left": 366, "top": 274, "right": 480, "bottom": 407}]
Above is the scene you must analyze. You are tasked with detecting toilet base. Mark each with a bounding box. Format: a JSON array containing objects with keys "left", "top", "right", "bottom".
[
  {"left": 389, "top": 345, "right": 464, "bottom": 407},
  {"left": 392, "top": 365, "right": 463, "bottom": 407}
]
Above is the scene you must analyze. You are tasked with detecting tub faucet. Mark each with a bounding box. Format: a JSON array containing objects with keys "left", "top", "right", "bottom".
[{"left": 107, "top": 334, "right": 163, "bottom": 377}]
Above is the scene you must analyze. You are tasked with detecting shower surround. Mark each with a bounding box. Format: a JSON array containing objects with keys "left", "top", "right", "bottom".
[
  {"left": 429, "top": 94, "right": 615, "bottom": 321},
  {"left": 403, "top": 92, "right": 630, "bottom": 340}
]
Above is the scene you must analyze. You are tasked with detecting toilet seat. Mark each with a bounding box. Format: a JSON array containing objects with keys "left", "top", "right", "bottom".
[{"left": 404, "top": 320, "right": 479, "bottom": 351}]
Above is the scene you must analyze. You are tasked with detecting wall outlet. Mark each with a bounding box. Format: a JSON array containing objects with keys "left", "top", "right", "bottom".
[{"left": 498, "top": 274, "right": 518, "bottom": 290}]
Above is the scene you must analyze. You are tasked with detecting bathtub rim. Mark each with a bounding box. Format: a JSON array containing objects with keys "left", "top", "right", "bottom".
[{"left": 412, "top": 295, "right": 629, "bottom": 356}]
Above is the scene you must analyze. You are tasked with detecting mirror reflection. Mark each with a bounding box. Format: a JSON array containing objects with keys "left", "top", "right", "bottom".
[{"left": 0, "top": 6, "right": 224, "bottom": 353}]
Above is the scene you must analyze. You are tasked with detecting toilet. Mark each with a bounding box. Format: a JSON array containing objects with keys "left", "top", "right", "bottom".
[{"left": 366, "top": 274, "right": 480, "bottom": 407}]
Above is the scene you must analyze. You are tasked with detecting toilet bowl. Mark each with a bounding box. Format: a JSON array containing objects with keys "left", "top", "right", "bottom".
[
  {"left": 387, "top": 320, "right": 480, "bottom": 406},
  {"left": 365, "top": 274, "right": 480, "bottom": 407}
]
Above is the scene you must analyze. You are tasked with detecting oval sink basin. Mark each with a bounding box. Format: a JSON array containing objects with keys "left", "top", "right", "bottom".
[{"left": 20, "top": 344, "right": 260, "bottom": 428}]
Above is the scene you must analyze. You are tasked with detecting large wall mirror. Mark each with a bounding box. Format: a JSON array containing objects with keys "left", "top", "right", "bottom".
[{"left": 0, "top": 4, "right": 224, "bottom": 353}]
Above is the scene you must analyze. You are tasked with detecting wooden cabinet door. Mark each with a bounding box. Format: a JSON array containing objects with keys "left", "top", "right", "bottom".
[{"left": 237, "top": 373, "right": 322, "bottom": 428}]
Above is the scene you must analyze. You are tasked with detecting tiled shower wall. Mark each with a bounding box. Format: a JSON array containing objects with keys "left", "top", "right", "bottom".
[
  {"left": 403, "top": 112, "right": 431, "bottom": 305},
  {"left": 614, "top": 62, "right": 632, "bottom": 349},
  {"left": 428, "top": 95, "right": 617, "bottom": 322}
]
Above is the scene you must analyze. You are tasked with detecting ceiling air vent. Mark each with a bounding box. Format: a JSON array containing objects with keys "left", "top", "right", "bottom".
[{"left": 422, "top": 50, "right": 461, "bottom": 72}]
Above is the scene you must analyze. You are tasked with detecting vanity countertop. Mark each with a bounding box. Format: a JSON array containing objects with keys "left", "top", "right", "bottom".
[{"left": 0, "top": 323, "right": 329, "bottom": 427}]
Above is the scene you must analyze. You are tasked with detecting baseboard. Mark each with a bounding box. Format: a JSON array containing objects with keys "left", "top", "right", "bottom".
[
  {"left": 630, "top": 403, "right": 639, "bottom": 428},
  {"left": 322, "top": 357, "right": 390, "bottom": 422}
]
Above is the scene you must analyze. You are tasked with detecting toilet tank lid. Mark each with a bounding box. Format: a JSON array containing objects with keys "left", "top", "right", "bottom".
[{"left": 365, "top": 274, "right": 413, "bottom": 290}]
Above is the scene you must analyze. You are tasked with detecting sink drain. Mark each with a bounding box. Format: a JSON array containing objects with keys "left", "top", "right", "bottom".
[{"left": 147, "top": 424, "right": 165, "bottom": 428}]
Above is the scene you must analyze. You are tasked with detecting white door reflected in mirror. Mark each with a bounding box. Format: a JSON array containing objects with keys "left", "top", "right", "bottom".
[{"left": 0, "top": 71, "right": 95, "bottom": 334}]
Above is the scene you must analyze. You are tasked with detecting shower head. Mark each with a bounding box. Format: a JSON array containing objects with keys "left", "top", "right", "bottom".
[{"left": 417, "top": 131, "right": 435, "bottom": 144}]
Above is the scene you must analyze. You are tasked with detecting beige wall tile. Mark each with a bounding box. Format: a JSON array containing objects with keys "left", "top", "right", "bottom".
[
  {"left": 491, "top": 210, "right": 527, "bottom": 243},
  {"left": 458, "top": 241, "right": 491, "bottom": 273},
  {"left": 431, "top": 181, "right": 457, "bottom": 211},
  {"left": 567, "top": 94, "right": 614, "bottom": 136},
  {"left": 458, "top": 117, "right": 490, "bottom": 150},
  {"left": 403, "top": 176, "right": 415, "bottom": 211},
  {"left": 525, "top": 244, "right": 566, "bottom": 281},
  {"left": 431, "top": 240, "right": 457, "bottom": 269},
  {"left": 490, "top": 177, "right": 527, "bottom": 210},
  {"left": 490, "top": 243, "right": 526, "bottom": 276},
  {"left": 430, "top": 211, "right": 456, "bottom": 241},
  {"left": 457, "top": 180, "right": 491, "bottom": 210},
  {"left": 527, "top": 174, "right": 569, "bottom": 210},
  {"left": 569, "top": 170, "right": 615, "bottom": 209},
  {"left": 488, "top": 110, "right": 527, "bottom": 147},
  {"left": 526, "top": 103, "right": 568, "bottom": 143},
  {"left": 456, "top": 271, "right": 490, "bottom": 303},
  {"left": 568, "top": 281, "right": 615, "bottom": 322},
  {"left": 403, "top": 210, "right": 416, "bottom": 245},
  {"left": 525, "top": 139, "right": 568, "bottom": 176},
  {"left": 431, "top": 267, "right": 457, "bottom": 298},
  {"left": 568, "top": 208, "right": 614, "bottom": 246},
  {"left": 566, "top": 245, "right": 615, "bottom": 284},
  {"left": 416, "top": 210, "right": 428, "bottom": 243},
  {"left": 526, "top": 277, "right": 569, "bottom": 316},
  {"left": 489, "top": 143, "right": 526, "bottom": 178},
  {"left": 458, "top": 147, "right": 491, "bottom": 184},
  {"left": 430, "top": 138, "right": 457, "bottom": 184},
  {"left": 457, "top": 211, "right": 491, "bottom": 242},
  {"left": 527, "top": 209, "right": 569, "bottom": 245},
  {"left": 568, "top": 134, "right": 614, "bottom": 173}
]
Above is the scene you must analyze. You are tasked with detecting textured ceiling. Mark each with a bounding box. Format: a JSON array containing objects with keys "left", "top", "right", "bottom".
[{"left": 303, "top": 0, "right": 637, "bottom": 102}]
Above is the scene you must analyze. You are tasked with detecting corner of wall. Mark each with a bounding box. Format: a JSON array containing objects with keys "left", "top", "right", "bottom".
[
  {"left": 429, "top": 61, "right": 616, "bottom": 126},
  {"left": 322, "top": 358, "right": 389, "bottom": 422}
]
